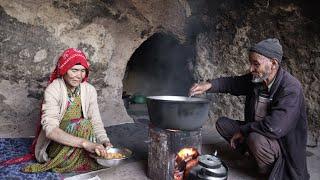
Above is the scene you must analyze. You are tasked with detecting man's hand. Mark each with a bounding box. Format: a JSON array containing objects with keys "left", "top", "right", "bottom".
[
  {"left": 230, "top": 131, "right": 244, "bottom": 149},
  {"left": 189, "top": 82, "right": 212, "bottom": 96}
]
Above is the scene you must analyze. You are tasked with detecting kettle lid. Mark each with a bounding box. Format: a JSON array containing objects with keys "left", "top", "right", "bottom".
[{"left": 198, "top": 154, "right": 222, "bottom": 169}]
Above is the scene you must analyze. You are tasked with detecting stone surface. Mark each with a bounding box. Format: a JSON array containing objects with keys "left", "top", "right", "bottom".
[
  {"left": 63, "top": 122, "right": 320, "bottom": 180},
  {"left": 0, "top": 0, "right": 190, "bottom": 136},
  {"left": 191, "top": 0, "right": 320, "bottom": 134},
  {"left": 0, "top": 0, "right": 319, "bottom": 139}
]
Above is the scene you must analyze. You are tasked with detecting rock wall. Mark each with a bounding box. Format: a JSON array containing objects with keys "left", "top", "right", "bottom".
[
  {"left": 0, "top": 0, "right": 319, "bottom": 139},
  {"left": 191, "top": 0, "right": 320, "bottom": 139},
  {"left": 0, "top": 0, "right": 190, "bottom": 137}
]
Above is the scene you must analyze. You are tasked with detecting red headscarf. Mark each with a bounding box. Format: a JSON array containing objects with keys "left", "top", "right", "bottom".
[
  {"left": 0, "top": 48, "right": 90, "bottom": 166},
  {"left": 49, "top": 48, "right": 89, "bottom": 83}
]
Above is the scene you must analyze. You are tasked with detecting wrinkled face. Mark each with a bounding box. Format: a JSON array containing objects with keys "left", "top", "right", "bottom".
[
  {"left": 249, "top": 52, "right": 272, "bottom": 83},
  {"left": 63, "top": 64, "right": 86, "bottom": 89}
]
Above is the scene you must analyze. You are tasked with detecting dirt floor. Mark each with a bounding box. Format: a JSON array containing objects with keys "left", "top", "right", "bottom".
[
  {"left": 3, "top": 103, "right": 319, "bottom": 180},
  {"left": 63, "top": 118, "right": 320, "bottom": 180}
]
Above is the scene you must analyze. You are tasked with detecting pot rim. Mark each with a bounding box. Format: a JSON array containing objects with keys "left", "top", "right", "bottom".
[{"left": 147, "top": 95, "right": 209, "bottom": 103}]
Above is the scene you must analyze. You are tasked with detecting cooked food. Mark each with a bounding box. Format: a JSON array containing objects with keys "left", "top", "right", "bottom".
[
  {"left": 103, "top": 152, "right": 126, "bottom": 159},
  {"left": 95, "top": 150, "right": 126, "bottom": 159}
]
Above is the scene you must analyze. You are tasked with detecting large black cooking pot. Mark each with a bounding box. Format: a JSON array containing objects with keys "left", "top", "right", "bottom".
[{"left": 146, "top": 96, "right": 210, "bottom": 130}]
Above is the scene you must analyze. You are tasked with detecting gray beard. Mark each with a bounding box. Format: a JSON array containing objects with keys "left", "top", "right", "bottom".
[
  {"left": 251, "top": 64, "right": 272, "bottom": 83},
  {"left": 251, "top": 73, "right": 269, "bottom": 83}
]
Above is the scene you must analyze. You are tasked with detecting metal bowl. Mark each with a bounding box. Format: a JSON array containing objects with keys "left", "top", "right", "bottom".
[{"left": 90, "top": 147, "right": 132, "bottom": 167}]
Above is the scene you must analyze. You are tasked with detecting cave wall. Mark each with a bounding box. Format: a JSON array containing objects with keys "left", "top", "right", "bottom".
[
  {"left": 191, "top": 0, "right": 320, "bottom": 139},
  {"left": 0, "top": 0, "right": 190, "bottom": 137},
  {"left": 0, "top": 0, "right": 319, "bottom": 139}
]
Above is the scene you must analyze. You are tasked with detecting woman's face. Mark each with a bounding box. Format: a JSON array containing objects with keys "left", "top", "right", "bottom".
[{"left": 63, "top": 64, "right": 86, "bottom": 90}]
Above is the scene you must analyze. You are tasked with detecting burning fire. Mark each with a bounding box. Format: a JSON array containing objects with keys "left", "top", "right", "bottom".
[
  {"left": 174, "top": 147, "right": 199, "bottom": 180},
  {"left": 177, "top": 148, "right": 198, "bottom": 161}
]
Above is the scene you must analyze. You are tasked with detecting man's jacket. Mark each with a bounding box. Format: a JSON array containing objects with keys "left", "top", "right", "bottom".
[{"left": 210, "top": 67, "right": 309, "bottom": 180}]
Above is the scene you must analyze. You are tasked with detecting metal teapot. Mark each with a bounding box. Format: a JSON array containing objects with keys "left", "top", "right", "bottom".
[{"left": 188, "top": 151, "right": 228, "bottom": 180}]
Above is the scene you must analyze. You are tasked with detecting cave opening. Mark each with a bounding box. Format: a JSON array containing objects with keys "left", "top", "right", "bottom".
[{"left": 123, "top": 33, "right": 195, "bottom": 98}]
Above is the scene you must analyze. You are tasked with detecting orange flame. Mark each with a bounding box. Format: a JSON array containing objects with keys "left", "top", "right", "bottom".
[
  {"left": 177, "top": 148, "right": 198, "bottom": 160},
  {"left": 174, "top": 147, "right": 199, "bottom": 180}
]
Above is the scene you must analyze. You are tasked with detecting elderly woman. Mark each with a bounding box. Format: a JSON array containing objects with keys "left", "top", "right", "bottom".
[{"left": 21, "top": 48, "right": 112, "bottom": 173}]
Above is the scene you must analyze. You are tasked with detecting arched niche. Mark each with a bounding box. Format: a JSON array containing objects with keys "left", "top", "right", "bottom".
[{"left": 123, "top": 33, "right": 195, "bottom": 98}]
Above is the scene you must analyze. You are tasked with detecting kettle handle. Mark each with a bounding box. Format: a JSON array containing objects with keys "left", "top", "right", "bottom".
[{"left": 212, "top": 150, "right": 217, "bottom": 156}]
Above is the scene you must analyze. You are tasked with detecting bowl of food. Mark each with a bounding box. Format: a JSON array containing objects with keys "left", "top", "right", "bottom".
[{"left": 90, "top": 147, "right": 132, "bottom": 167}]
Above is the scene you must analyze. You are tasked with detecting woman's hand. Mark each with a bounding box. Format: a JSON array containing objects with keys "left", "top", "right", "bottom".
[
  {"left": 102, "top": 141, "right": 113, "bottom": 149},
  {"left": 189, "top": 82, "right": 212, "bottom": 96},
  {"left": 82, "top": 140, "right": 107, "bottom": 157}
]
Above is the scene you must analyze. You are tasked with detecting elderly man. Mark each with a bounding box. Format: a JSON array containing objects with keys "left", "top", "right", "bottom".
[{"left": 189, "top": 38, "right": 309, "bottom": 180}]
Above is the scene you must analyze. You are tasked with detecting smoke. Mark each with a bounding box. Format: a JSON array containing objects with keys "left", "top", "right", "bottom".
[{"left": 123, "top": 33, "right": 195, "bottom": 96}]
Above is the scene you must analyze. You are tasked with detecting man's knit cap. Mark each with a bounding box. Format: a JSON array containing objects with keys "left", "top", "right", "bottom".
[{"left": 250, "top": 38, "right": 283, "bottom": 62}]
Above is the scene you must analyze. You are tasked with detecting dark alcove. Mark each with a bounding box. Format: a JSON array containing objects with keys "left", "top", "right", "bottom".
[{"left": 123, "top": 33, "right": 195, "bottom": 97}]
